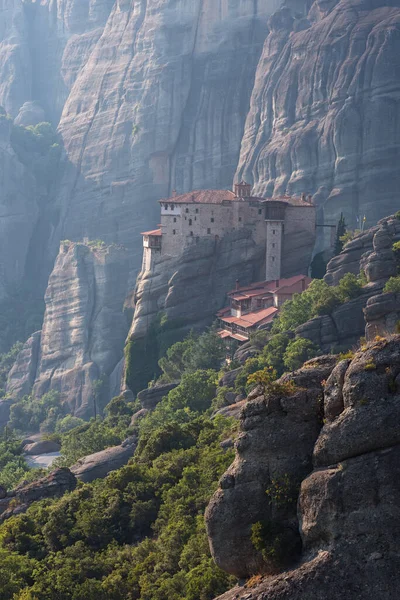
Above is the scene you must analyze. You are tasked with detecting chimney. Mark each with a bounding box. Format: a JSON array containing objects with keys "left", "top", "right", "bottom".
[
  {"left": 307, "top": 194, "right": 312, "bottom": 204},
  {"left": 236, "top": 279, "right": 240, "bottom": 291},
  {"left": 275, "top": 279, "right": 280, "bottom": 287},
  {"left": 301, "top": 192, "right": 306, "bottom": 203},
  {"left": 302, "top": 277, "right": 306, "bottom": 291}
]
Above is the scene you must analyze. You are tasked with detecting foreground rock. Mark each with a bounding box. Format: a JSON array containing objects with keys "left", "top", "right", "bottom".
[
  {"left": 0, "top": 468, "right": 76, "bottom": 522},
  {"left": 210, "top": 336, "right": 400, "bottom": 599},
  {"left": 70, "top": 437, "right": 137, "bottom": 483},
  {"left": 7, "top": 241, "right": 131, "bottom": 418},
  {"left": 206, "top": 356, "right": 336, "bottom": 578}
]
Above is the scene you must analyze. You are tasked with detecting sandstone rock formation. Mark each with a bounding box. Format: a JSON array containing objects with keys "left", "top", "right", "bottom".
[
  {"left": 137, "top": 382, "right": 179, "bottom": 410},
  {"left": 23, "top": 440, "right": 61, "bottom": 456},
  {"left": 296, "top": 214, "right": 400, "bottom": 351},
  {"left": 209, "top": 336, "right": 400, "bottom": 600},
  {"left": 129, "top": 229, "right": 266, "bottom": 342},
  {"left": 0, "top": 116, "right": 38, "bottom": 300},
  {"left": 7, "top": 241, "right": 131, "bottom": 418},
  {"left": 236, "top": 0, "right": 400, "bottom": 234},
  {"left": 0, "top": 468, "right": 76, "bottom": 522},
  {"left": 70, "top": 436, "right": 137, "bottom": 483},
  {"left": 206, "top": 356, "right": 336, "bottom": 578}
]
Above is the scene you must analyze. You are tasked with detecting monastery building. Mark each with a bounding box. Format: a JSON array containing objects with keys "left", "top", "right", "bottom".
[{"left": 141, "top": 182, "right": 316, "bottom": 281}]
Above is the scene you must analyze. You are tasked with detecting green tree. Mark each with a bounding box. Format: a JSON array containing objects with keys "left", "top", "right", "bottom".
[
  {"left": 283, "top": 338, "right": 318, "bottom": 371},
  {"left": 384, "top": 276, "right": 400, "bottom": 293},
  {"left": 260, "top": 333, "right": 290, "bottom": 376},
  {"left": 158, "top": 336, "right": 196, "bottom": 382},
  {"left": 183, "top": 328, "right": 225, "bottom": 373},
  {"left": 334, "top": 213, "right": 347, "bottom": 255}
]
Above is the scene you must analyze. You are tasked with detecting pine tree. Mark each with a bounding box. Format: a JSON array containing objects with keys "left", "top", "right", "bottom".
[{"left": 334, "top": 213, "right": 347, "bottom": 256}]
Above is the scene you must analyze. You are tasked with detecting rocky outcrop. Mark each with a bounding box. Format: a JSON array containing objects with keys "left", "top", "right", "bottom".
[
  {"left": 365, "top": 292, "right": 400, "bottom": 340},
  {"left": 236, "top": 0, "right": 400, "bottom": 234},
  {"left": 6, "top": 331, "right": 41, "bottom": 399},
  {"left": 70, "top": 436, "right": 137, "bottom": 483},
  {"left": 210, "top": 336, "right": 400, "bottom": 600},
  {"left": 137, "top": 382, "right": 179, "bottom": 410},
  {"left": 297, "top": 215, "right": 400, "bottom": 351},
  {"left": 206, "top": 356, "right": 336, "bottom": 578},
  {"left": 7, "top": 241, "right": 131, "bottom": 418},
  {"left": 0, "top": 468, "right": 76, "bottom": 522},
  {"left": 295, "top": 288, "right": 373, "bottom": 352},
  {"left": 23, "top": 440, "right": 61, "bottom": 455},
  {"left": 129, "top": 229, "right": 266, "bottom": 341}
]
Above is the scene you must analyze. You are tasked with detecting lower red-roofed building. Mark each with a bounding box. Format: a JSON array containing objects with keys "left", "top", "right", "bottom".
[{"left": 217, "top": 274, "right": 312, "bottom": 344}]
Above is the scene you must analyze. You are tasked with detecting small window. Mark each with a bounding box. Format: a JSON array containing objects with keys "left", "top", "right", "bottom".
[
  {"left": 239, "top": 217, "right": 242, "bottom": 222},
  {"left": 195, "top": 208, "right": 199, "bottom": 214},
  {"left": 258, "top": 209, "right": 262, "bottom": 215},
  {"left": 272, "top": 243, "right": 275, "bottom": 248},
  {"left": 185, "top": 216, "right": 187, "bottom": 221},
  {"left": 173, "top": 229, "right": 176, "bottom": 235},
  {"left": 207, "top": 228, "right": 211, "bottom": 234},
  {"left": 189, "top": 219, "right": 192, "bottom": 226},
  {"left": 164, "top": 204, "right": 168, "bottom": 210},
  {"left": 194, "top": 216, "right": 197, "bottom": 221},
  {"left": 211, "top": 217, "right": 214, "bottom": 223},
  {"left": 173, "top": 217, "right": 177, "bottom": 223},
  {"left": 190, "top": 231, "right": 194, "bottom": 237},
  {"left": 186, "top": 208, "right": 189, "bottom": 213},
  {"left": 272, "top": 257, "right": 275, "bottom": 262},
  {"left": 170, "top": 204, "right": 174, "bottom": 210},
  {"left": 273, "top": 229, "right": 276, "bottom": 234}
]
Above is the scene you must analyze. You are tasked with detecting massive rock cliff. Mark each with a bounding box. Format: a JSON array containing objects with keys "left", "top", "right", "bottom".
[
  {"left": 6, "top": 241, "right": 131, "bottom": 418},
  {"left": 209, "top": 336, "right": 400, "bottom": 599},
  {"left": 236, "top": 0, "right": 400, "bottom": 235}
]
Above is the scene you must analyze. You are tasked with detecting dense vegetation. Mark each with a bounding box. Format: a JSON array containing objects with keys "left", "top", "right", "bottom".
[{"left": 0, "top": 359, "right": 236, "bottom": 599}]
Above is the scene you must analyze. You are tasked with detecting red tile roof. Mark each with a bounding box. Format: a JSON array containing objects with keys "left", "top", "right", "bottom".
[
  {"left": 141, "top": 228, "right": 162, "bottom": 236},
  {"left": 220, "top": 307, "right": 278, "bottom": 329},
  {"left": 228, "top": 275, "right": 312, "bottom": 299},
  {"left": 159, "top": 189, "right": 267, "bottom": 205}
]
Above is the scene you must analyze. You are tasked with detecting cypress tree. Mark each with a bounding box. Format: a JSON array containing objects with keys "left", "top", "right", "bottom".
[{"left": 334, "top": 213, "right": 347, "bottom": 255}]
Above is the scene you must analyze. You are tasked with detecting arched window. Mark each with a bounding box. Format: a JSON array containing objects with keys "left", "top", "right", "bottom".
[{"left": 189, "top": 219, "right": 192, "bottom": 226}]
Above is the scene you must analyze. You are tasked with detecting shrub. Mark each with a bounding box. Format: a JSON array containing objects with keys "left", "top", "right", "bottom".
[
  {"left": 283, "top": 338, "right": 318, "bottom": 372},
  {"left": 384, "top": 276, "right": 400, "bottom": 294},
  {"left": 251, "top": 520, "right": 300, "bottom": 569},
  {"left": 247, "top": 367, "right": 297, "bottom": 397}
]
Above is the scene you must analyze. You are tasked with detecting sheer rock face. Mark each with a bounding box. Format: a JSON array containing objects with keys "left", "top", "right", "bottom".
[
  {"left": 6, "top": 331, "right": 42, "bottom": 399},
  {"left": 236, "top": 0, "right": 400, "bottom": 233},
  {"left": 210, "top": 337, "right": 400, "bottom": 600},
  {"left": 7, "top": 242, "right": 131, "bottom": 418},
  {"left": 129, "top": 229, "right": 266, "bottom": 341},
  {"left": 53, "top": 0, "right": 280, "bottom": 266},
  {"left": 0, "top": 118, "right": 38, "bottom": 299}
]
